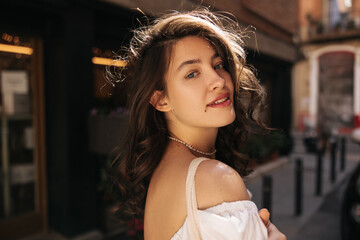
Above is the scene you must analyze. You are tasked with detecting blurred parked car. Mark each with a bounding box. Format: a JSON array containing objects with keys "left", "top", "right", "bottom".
[{"left": 341, "top": 128, "right": 360, "bottom": 240}]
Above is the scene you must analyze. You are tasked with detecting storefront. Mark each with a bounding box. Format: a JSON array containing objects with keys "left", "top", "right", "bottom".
[
  {"left": 0, "top": 31, "right": 47, "bottom": 239},
  {"left": 0, "top": 1, "right": 139, "bottom": 239}
]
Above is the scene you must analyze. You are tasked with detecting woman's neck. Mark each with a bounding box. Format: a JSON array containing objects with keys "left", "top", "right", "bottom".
[{"left": 168, "top": 126, "right": 218, "bottom": 156}]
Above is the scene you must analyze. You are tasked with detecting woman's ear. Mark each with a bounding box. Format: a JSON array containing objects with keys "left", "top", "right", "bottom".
[{"left": 150, "top": 90, "right": 171, "bottom": 112}]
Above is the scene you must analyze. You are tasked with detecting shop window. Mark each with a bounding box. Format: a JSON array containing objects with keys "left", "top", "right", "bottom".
[{"left": 0, "top": 32, "right": 46, "bottom": 239}]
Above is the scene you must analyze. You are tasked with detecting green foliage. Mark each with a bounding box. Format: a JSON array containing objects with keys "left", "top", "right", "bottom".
[{"left": 244, "top": 131, "right": 290, "bottom": 162}]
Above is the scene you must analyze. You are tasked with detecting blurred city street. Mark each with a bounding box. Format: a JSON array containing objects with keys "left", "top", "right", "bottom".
[
  {"left": 246, "top": 132, "right": 360, "bottom": 240},
  {"left": 2, "top": 0, "right": 360, "bottom": 239}
]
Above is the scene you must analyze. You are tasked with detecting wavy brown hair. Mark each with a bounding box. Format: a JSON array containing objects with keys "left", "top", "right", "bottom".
[{"left": 108, "top": 9, "right": 267, "bottom": 219}]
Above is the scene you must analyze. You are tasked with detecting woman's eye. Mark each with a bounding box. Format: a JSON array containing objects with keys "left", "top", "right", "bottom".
[
  {"left": 214, "top": 63, "right": 224, "bottom": 70},
  {"left": 186, "top": 71, "right": 197, "bottom": 79}
]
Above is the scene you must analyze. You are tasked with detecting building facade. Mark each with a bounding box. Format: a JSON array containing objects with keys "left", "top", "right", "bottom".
[{"left": 294, "top": 0, "right": 360, "bottom": 135}]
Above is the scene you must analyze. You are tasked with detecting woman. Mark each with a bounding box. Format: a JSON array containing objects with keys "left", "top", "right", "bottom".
[{"left": 110, "top": 9, "right": 286, "bottom": 240}]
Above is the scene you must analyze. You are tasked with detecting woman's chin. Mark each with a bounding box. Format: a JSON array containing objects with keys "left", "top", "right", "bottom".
[{"left": 215, "top": 116, "right": 236, "bottom": 128}]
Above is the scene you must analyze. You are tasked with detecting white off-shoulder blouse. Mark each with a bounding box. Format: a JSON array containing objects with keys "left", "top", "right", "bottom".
[{"left": 170, "top": 157, "right": 268, "bottom": 240}]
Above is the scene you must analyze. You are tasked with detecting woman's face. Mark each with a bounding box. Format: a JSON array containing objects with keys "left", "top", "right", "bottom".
[{"left": 161, "top": 36, "right": 235, "bottom": 130}]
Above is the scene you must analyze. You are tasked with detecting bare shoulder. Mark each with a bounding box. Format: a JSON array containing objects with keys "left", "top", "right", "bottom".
[{"left": 195, "top": 159, "right": 250, "bottom": 210}]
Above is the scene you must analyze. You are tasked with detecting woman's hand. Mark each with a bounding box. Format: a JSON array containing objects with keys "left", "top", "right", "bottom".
[
  {"left": 259, "top": 208, "right": 270, "bottom": 226},
  {"left": 259, "top": 208, "right": 287, "bottom": 240}
]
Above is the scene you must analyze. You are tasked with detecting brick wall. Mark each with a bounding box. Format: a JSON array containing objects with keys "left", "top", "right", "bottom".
[
  {"left": 242, "top": 0, "right": 297, "bottom": 34},
  {"left": 201, "top": 0, "right": 296, "bottom": 43}
]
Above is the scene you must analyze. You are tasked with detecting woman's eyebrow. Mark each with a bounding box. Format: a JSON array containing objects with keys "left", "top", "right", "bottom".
[
  {"left": 212, "top": 53, "right": 220, "bottom": 60},
  {"left": 177, "top": 59, "right": 201, "bottom": 71},
  {"left": 176, "top": 53, "right": 220, "bottom": 72}
]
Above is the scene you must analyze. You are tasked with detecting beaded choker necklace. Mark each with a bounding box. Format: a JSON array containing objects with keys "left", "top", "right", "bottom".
[{"left": 168, "top": 136, "right": 217, "bottom": 156}]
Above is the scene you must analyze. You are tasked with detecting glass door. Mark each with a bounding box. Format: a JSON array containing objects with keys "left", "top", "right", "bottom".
[{"left": 0, "top": 32, "right": 47, "bottom": 239}]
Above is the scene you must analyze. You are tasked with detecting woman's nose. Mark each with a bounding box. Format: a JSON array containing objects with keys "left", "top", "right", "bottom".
[{"left": 208, "top": 70, "right": 225, "bottom": 91}]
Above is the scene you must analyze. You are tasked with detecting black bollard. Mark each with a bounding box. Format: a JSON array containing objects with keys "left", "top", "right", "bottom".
[
  {"left": 340, "top": 137, "right": 346, "bottom": 171},
  {"left": 315, "top": 149, "right": 323, "bottom": 196},
  {"left": 262, "top": 175, "right": 272, "bottom": 215},
  {"left": 295, "top": 158, "right": 303, "bottom": 216},
  {"left": 330, "top": 137, "right": 337, "bottom": 183}
]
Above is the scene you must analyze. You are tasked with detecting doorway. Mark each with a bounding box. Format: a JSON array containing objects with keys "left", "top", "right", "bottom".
[{"left": 318, "top": 51, "right": 354, "bottom": 133}]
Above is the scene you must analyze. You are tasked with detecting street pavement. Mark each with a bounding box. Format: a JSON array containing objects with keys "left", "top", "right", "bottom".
[
  {"left": 291, "top": 173, "right": 348, "bottom": 240},
  {"left": 245, "top": 135, "right": 360, "bottom": 240}
]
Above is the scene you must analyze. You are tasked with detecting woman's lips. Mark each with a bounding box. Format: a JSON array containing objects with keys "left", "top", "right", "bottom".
[
  {"left": 207, "top": 93, "right": 231, "bottom": 108},
  {"left": 207, "top": 97, "right": 231, "bottom": 108}
]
